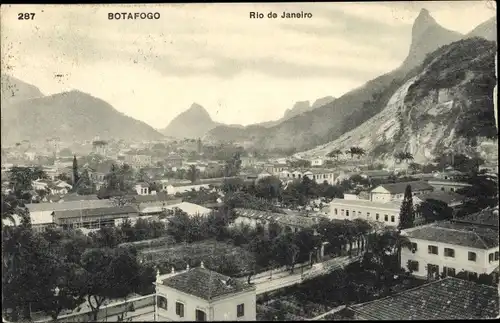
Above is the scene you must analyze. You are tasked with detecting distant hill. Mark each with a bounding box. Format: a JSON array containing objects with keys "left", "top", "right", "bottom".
[
  {"left": 207, "top": 9, "right": 464, "bottom": 151},
  {"left": 160, "top": 103, "right": 221, "bottom": 139},
  {"left": 1, "top": 87, "right": 164, "bottom": 144},
  {"left": 1, "top": 74, "right": 44, "bottom": 104},
  {"left": 464, "top": 16, "right": 496, "bottom": 41}
]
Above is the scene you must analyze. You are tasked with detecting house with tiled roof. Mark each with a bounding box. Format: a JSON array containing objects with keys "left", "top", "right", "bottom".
[
  {"left": 414, "top": 191, "right": 465, "bottom": 208},
  {"left": 327, "top": 198, "right": 403, "bottom": 228},
  {"left": 453, "top": 207, "right": 499, "bottom": 228},
  {"left": 346, "top": 277, "right": 499, "bottom": 320},
  {"left": 401, "top": 221, "right": 499, "bottom": 280},
  {"left": 154, "top": 265, "right": 256, "bottom": 321},
  {"left": 52, "top": 205, "right": 139, "bottom": 229},
  {"left": 370, "top": 181, "right": 434, "bottom": 203},
  {"left": 427, "top": 178, "right": 472, "bottom": 193},
  {"left": 232, "top": 208, "right": 317, "bottom": 234}
]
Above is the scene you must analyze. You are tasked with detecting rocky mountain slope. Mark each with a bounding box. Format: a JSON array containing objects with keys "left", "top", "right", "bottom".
[
  {"left": 297, "top": 37, "right": 497, "bottom": 165},
  {"left": 160, "top": 103, "right": 221, "bottom": 139},
  {"left": 1, "top": 84, "right": 164, "bottom": 144},
  {"left": 465, "top": 16, "right": 496, "bottom": 41},
  {"left": 206, "top": 9, "right": 466, "bottom": 150}
]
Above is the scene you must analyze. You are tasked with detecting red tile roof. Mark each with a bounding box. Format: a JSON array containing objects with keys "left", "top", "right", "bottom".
[
  {"left": 161, "top": 267, "right": 255, "bottom": 301},
  {"left": 349, "top": 277, "right": 499, "bottom": 320},
  {"left": 406, "top": 221, "right": 499, "bottom": 249}
]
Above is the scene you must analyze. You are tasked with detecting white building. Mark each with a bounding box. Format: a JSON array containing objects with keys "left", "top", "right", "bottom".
[
  {"left": 370, "top": 181, "right": 434, "bottom": 203},
  {"left": 310, "top": 158, "right": 324, "bottom": 167},
  {"left": 303, "top": 169, "right": 336, "bottom": 185},
  {"left": 328, "top": 198, "right": 402, "bottom": 227},
  {"left": 165, "top": 202, "right": 212, "bottom": 217},
  {"left": 401, "top": 219, "right": 499, "bottom": 280},
  {"left": 154, "top": 266, "right": 256, "bottom": 321},
  {"left": 135, "top": 182, "right": 150, "bottom": 195}
]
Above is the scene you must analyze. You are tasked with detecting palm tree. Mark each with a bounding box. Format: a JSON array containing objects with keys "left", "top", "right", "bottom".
[
  {"left": 327, "top": 149, "right": 343, "bottom": 161},
  {"left": 355, "top": 147, "right": 366, "bottom": 159},
  {"left": 394, "top": 151, "right": 406, "bottom": 164},
  {"left": 346, "top": 147, "right": 357, "bottom": 159}
]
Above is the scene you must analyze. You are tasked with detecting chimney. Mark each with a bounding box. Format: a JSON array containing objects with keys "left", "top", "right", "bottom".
[
  {"left": 186, "top": 264, "right": 190, "bottom": 271},
  {"left": 171, "top": 267, "right": 175, "bottom": 274},
  {"left": 200, "top": 261, "right": 204, "bottom": 269}
]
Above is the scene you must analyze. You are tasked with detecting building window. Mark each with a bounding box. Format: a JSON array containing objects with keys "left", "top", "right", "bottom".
[
  {"left": 175, "top": 302, "right": 185, "bottom": 317},
  {"left": 411, "top": 242, "right": 418, "bottom": 252},
  {"left": 346, "top": 210, "right": 349, "bottom": 217},
  {"left": 444, "top": 248, "right": 455, "bottom": 258},
  {"left": 427, "top": 264, "right": 439, "bottom": 279},
  {"left": 158, "top": 296, "right": 168, "bottom": 310},
  {"left": 441, "top": 187, "right": 445, "bottom": 191},
  {"left": 489, "top": 253, "right": 495, "bottom": 262},
  {"left": 408, "top": 260, "right": 419, "bottom": 272},
  {"left": 450, "top": 187, "right": 455, "bottom": 192},
  {"left": 443, "top": 267, "right": 456, "bottom": 277},
  {"left": 358, "top": 211, "right": 361, "bottom": 216},
  {"left": 341, "top": 209, "right": 344, "bottom": 216},
  {"left": 237, "top": 304, "right": 245, "bottom": 317},
  {"left": 384, "top": 214, "right": 388, "bottom": 222},
  {"left": 367, "top": 212, "right": 370, "bottom": 217},
  {"left": 195, "top": 309, "right": 207, "bottom": 322},
  {"left": 334, "top": 208, "right": 338, "bottom": 215},
  {"left": 468, "top": 252, "right": 477, "bottom": 262},
  {"left": 428, "top": 245, "right": 438, "bottom": 255},
  {"left": 495, "top": 251, "right": 499, "bottom": 260},
  {"left": 390, "top": 216, "right": 395, "bottom": 222},
  {"left": 376, "top": 214, "right": 380, "bottom": 220}
]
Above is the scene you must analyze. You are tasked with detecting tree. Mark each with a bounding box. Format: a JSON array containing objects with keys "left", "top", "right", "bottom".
[
  {"left": 415, "top": 199, "right": 453, "bottom": 223},
  {"left": 135, "top": 168, "right": 149, "bottom": 183},
  {"left": 224, "top": 152, "right": 242, "bottom": 177},
  {"left": 80, "top": 247, "right": 145, "bottom": 321},
  {"left": 9, "top": 166, "right": 34, "bottom": 192},
  {"left": 398, "top": 185, "right": 414, "bottom": 230},
  {"left": 72, "top": 155, "right": 79, "bottom": 185},
  {"left": 187, "top": 165, "right": 200, "bottom": 183},
  {"left": 272, "top": 233, "right": 300, "bottom": 273},
  {"left": 327, "top": 149, "right": 343, "bottom": 160}
]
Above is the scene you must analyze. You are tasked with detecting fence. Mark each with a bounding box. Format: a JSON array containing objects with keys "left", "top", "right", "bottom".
[{"left": 34, "top": 295, "right": 155, "bottom": 323}]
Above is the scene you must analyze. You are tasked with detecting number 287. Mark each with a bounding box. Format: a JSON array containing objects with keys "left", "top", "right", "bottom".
[{"left": 18, "top": 13, "right": 35, "bottom": 20}]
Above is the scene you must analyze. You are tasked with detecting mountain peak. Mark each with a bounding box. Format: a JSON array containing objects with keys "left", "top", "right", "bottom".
[
  {"left": 161, "top": 103, "right": 217, "bottom": 139},
  {"left": 400, "top": 8, "right": 462, "bottom": 71},
  {"left": 412, "top": 8, "right": 437, "bottom": 40}
]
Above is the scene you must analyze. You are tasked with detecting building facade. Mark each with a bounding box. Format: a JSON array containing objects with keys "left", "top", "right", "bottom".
[
  {"left": 401, "top": 221, "right": 499, "bottom": 280},
  {"left": 328, "top": 198, "right": 402, "bottom": 227},
  {"left": 370, "top": 181, "right": 434, "bottom": 203},
  {"left": 155, "top": 266, "right": 256, "bottom": 321}
]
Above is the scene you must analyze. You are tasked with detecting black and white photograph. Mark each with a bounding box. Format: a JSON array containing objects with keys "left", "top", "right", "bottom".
[{"left": 1, "top": 1, "right": 498, "bottom": 321}]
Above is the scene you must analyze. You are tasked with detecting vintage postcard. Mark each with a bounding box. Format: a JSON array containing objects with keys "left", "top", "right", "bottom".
[{"left": 1, "top": 2, "right": 498, "bottom": 322}]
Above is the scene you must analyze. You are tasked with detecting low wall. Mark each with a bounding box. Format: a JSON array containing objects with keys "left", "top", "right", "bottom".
[{"left": 35, "top": 295, "right": 155, "bottom": 323}]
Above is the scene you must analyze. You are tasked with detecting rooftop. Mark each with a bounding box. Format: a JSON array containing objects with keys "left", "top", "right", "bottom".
[
  {"left": 377, "top": 181, "right": 434, "bottom": 194},
  {"left": 52, "top": 205, "right": 139, "bottom": 219},
  {"left": 427, "top": 179, "right": 472, "bottom": 186},
  {"left": 405, "top": 221, "right": 499, "bottom": 249},
  {"left": 166, "top": 202, "right": 212, "bottom": 216},
  {"left": 131, "top": 192, "right": 179, "bottom": 204},
  {"left": 417, "top": 191, "right": 465, "bottom": 205},
  {"left": 161, "top": 267, "right": 255, "bottom": 301},
  {"left": 360, "top": 170, "right": 393, "bottom": 177},
  {"left": 349, "top": 277, "right": 499, "bottom": 320},
  {"left": 26, "top": 199, "right": 114, "bottom": 213},
  {"left": 233, "top": 208, "right": 316, "bottom": 228},
  {"left": 453, "top": 207, "right": 499, "bottom": 228},
  {"left": 329, "top": 198, "right": 401, "bottom": 210}
]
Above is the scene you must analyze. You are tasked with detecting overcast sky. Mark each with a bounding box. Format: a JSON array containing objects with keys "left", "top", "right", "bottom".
[{"left": 0, "top": 2, "right": 496, "bottom": 129}]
